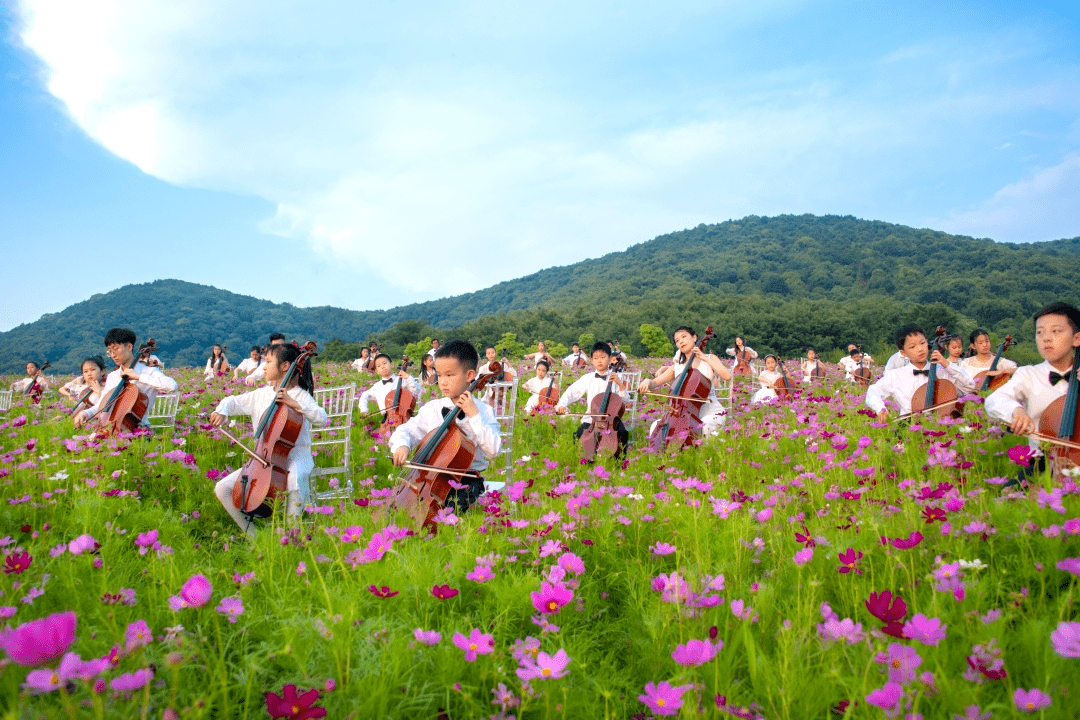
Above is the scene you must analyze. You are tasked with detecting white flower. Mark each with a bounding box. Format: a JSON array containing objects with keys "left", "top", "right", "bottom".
[
  {"left": 959, "top": 559, "right": 987, "bottom": 572},
  {"left": 49, "top": 470, "right": 69, "bottom": 481}
]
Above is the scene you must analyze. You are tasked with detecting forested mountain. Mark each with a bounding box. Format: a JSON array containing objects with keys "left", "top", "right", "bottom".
[{"left": 3, "top": 214, "right": 1076, "bottom": 373}]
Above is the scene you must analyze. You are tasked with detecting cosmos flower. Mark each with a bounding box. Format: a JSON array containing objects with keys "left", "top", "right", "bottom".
[
  {"left": 452, "top": 629, "right": 494, "bottom": 661},
  {"left": 638, "top": 681, "right": 693, "bottom": 717},
  {"left": 0, "top": 610, "right": 77, "bottom": 666}
]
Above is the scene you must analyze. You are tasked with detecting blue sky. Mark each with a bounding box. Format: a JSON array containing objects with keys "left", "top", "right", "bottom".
[{"left": 2, "top": 0, "right": 1078, "bottom": 331}]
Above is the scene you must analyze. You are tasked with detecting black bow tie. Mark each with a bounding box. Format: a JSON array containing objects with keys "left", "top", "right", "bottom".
[
  {"left": 912, "top": 369, "right": 930, "bottom": 377},
  {"left": 441, "top": 406, "right": 460, "bottom": 419},
  {"left": 381, "top": 379, "right": 394, "bottom": 384},
  {"left": 594, "top": 373, "right": 608, "bottom": 380},
  {"left": 1050, "top": 370, "right": 1073, "bottom": 386}
]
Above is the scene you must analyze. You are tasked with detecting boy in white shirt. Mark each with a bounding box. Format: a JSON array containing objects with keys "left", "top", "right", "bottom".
[
  {"left": 357, "top": 353, "right": 420, "bottom": 416},
  {"left": 865, "top": 324, "right": 972, "bottom": 421},
  {"left": 563, "top": 344, "right": 588, "bottom": 368},
  {"left": 556, "top": 342, "right": 631, "bottom": 457}
]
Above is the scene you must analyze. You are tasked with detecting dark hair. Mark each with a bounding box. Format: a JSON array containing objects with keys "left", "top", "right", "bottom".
[
  {"left": 806, "top": 347, "right": 815, "bottom": 353},
  {"left": 571, "top": 343, "right": 580, "bottom": 349},
  {"left": 26, "top": 360, "right": 39, "bottom": 371},
  {"left": 485, "top": 345, "right": 496, "bottom": 352},
  {"left": 269, "top": 344, "right": 315, "bottom": 393},
  {"left": 968, "top": 328, "right": 988, "bottom": 351},
  {"left": 269, "top": 333, "right": 286, "bottom": 343},
  {"left": 250, "top": 345, "right": 261, "bottom": 354},
  {"left": 82, "top": 355, "right": 107, "bottom": 371},
  {"left": 211, "top": 345, "right": 224, "bottom": 357},
  {"left": 673, "top": 326, "right": 696, "bottom": 338},
  {"left": 590, "top": 341, "right": 612, "bottom": 356},
  {"left": 373, "top": 353, "right": 392, "bottom": 365},
  {"left": 765, "top": 354, "right": 778, "bottom": 363},
  {"left": 537, "top": 360, "right": 550, "bottom": 370},
  {"left": 1033, "top": 302, "right": 1080, "bottom": 333},
  {"left": 894, "top": 323, "right": 925, "bottom": 349},
  {"left": 849, "top": 347, "right": 861, "bottom": 357},
  {"left": 104, "top": 328, "right": 136, "bottom": 347},
  {"left": 435, "top": 339, "right": 479, "bottom": 372}
]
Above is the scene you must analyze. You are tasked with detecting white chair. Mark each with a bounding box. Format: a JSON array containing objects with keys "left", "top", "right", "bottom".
[
  {"left": 716, "top": 376, "right": 735, "bottom": 421},
  {"left": 485, "top": 380, "right": 519, "bottom": 487},
  {"left": 310, "top": 383, "right": 356, "bottom": 501},
  {"left": 621, "top": 371, "right": 643, "bottom": 428},
  {"left": 0, "top": 390, "right": 11, "bottom": 412},
  {"left": 146, "top": 393, "right": 180, "bottom": 430}
]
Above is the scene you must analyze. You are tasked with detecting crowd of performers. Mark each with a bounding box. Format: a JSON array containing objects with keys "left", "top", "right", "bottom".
[{"left": 8, "top": 300, "right": 1079, "bottom": 537}]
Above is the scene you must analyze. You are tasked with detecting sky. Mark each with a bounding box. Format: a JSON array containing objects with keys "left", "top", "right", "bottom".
[{"left": 2, "top": 0, "right": 1078, "bottom": 332}]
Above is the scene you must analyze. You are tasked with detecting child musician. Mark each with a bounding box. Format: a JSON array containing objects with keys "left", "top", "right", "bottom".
[
  {"left": 801, "top": 348, "right": 823, "bottom": 379},
  {"left": 864, "top": 324, "right": 972, "bottom": 421},
  {"left": 961, "top": 328, "right": 1018, "bottom": 385},
  {"left": 350, "top": 348, "right": 370, "bottom": 372},
  {"left": 752, "top": 355, "right": 783, "bottom": 404},
  {"left": 639, "top": 326, "right": 734, "bottom": 436},
  {"left": 986, "top": 302, "right": 1080, "bottom": 476},
  {"left": 203, "top": 345, "right": 230, "bottom": 380},
  {"left": 58, "top": 356, "right": 106, "bottom": 409},
  {"left": 233, "top": 346, "right": 263, "bottom": 380},
  {"left": 10, "top": 362, "right": 50, "bottom": 394},
  {"left": 390, "top": 340, "right": 502, "bottom": 511},
  {"left": 522, "top": 361, "right": 554, "bottom": 413},
  {"left": 562, "top": 343, "right": 588, "bottom": 367},
  {"left": 356, "top": 354, "right": 420, "bottom": 414},
  {"left": 524, "top": 341, "right": 557, "bottom": 368},
  {"left": 210, "top": 343, "right": 327, "bottom": 536},
  {"left": 838, "top": 348, "right": 863, "bottom": 382},
  {"left": 245, "top": 334, "right": 287, "bottom": 386},
  {"left": 73, "top": 329, "right": 178, "bottom": 430},
  {"left": 419, "top": 353, "right": 438, "bottom": 388},
  {"left": 555, "top": 342, "right": 630, "bottom": 453},
  {"left": 726, "top": 337, "right": 758, "bottom": 367}
]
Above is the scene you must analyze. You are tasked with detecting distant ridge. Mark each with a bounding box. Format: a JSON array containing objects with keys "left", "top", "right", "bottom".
[{"left": 2, "top": 214, "right": 1077, "bottom": 373}]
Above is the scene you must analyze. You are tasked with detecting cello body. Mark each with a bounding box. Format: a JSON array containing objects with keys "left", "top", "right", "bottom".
[
  {"left": 379, "top": 357, "right": 416, "bottom": 436},
  {"left": 104, "top": 379, "right": 150, "bottom": 434},
  {"left": 1036, "top": 346, "right": 1080, "bottom": 480},
  {"left": 733, "top": 348, "right": 753, "bottom": 377},
  {"left": 580, "top": 379, "right": 626, "bottom": 461},
  {"left": 909, "top": 328, "right": 961, "bottom": 419},
  {"left": 648, "top": 327, "right": 716, "bottom": 451},
  {"left": 973, "top": 336, "right": 1014, "bottom": 393},
  {"left": 535, "top": 373, "right": 560, "bottom": 413}
]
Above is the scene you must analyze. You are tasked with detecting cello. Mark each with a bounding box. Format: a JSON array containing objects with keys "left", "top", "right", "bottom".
[
  {"left": 907, "top": 327, "right": 960, "bottom": 420},
  {"left": 214, "top": 345, "right": 229, "bottom": 376},
  {"left": 580, "top": 372, "right": 626, "bottom": 462},
  {"left": 648, "top": 326, "right": 717, "bottom": 451},
  {"left": 773, "top": 358, "right": 794, "bottom": 399},
  {"left": 974, "top": 336, "right": 1014, "bottom": 392},
  {"left": 1035, "top": 345, "right": 1080, "bottom": 480},
  {"left": 853, "top": 345, "right": 872, "bottom": 388},
  {"left": 732, "top": 339, "right": 753, "bottom": 377},
  {"left": 96, "top": 361, "right": 150, "bottom": 436},
  {"left": 379, "top": 356, "right": 416, "bottom": 436},
  {"left": 25, "top": 361, "right": 50, "bottom": 401},
  {"left": 384, "top": 361, "right": 503, "bottom": 532},
  {"left": 535, "top": 370, "right": 560, "bottom": 413},
  {"left": 222, "top": 342, "right": 319, "bottom": 517}
]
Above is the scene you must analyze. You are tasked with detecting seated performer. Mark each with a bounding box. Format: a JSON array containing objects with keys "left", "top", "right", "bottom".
[
  {"left": 524, "top": 341, "right": 557, "bottom": 368},
  {"left": 752, "top": 355, "right": 783, "bottom": 404},
  {"left": 350, "top": 347, "right": 370, "bottom": 372},
  {"left": 801, "top": 348, "right": 825, "bottom": 379},
  {"left": 945, "top": 335, "right": 966, "bottom": 365},
  {"left": 562, "top": 343, "right": 589, "bottom": 367},
  {"left": 848, "top": 343, "right": 873, "bottom": 364},
  {"left": 73, "top": 328, "right": 178, "bottom": 430},
  {"left": 640, "top": 326, "right": 734, "bottom": 437},
  {"left": 233, "top": 346, "right": 263, "bottom": 380},
  {"left": 210, "top": 343, "right": 327, "bottom": 537},
  {"left": 419, "top": 353, "right": 438, "bottom": 388},
  {"left": 390, "top": 340, "right": 502, "bottom": 510},
  {"left": 838, "top": 347, "right": 864, "bottom": 382},
  {"left": 203, "top": 345, "right": 230, "bottom": 380},
  {"left": 356, "top": 353, "right": 420, "bottom": 415},
  {"left": 245, "top": 334, "right": 287, "bottom": 386},
  {"left": 555, "top": 342, "right": 630, "bottom": 454},
  {"left": 484, "top": 346, "right": 517, "bottom": 380},
  {"left": 961, "top": 328, "right": 1018, "bottom": 385},
  {"left": 10, "top": 361, "right": 51, "bottom": 395},
  {"left": 59, "top": 356, "right": 107, "bottom": 409},
  {"left": 864, "top": 324, "right": 972, "bottom": 421},
  {"left": 522, "top": 361, "right": 554, "bottom": 413}
]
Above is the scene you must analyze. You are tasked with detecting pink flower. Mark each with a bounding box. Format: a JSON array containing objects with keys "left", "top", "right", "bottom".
[
  {"left": 671, "top": 638, "right": 720, "bottom": 666},
  {"left": 889, "top": 531, "right": 924, "bottom": 550},
  {"left": 530, "top": 581, "right": 573, "bottom": 614},
  {"left": 466, "top": 565, "right": 495, "bottom": 583},
  {"left": 266, "top": 683, "right": 327, "bottom": 719},
  {"left": 1051, "top": 621, "right": 1080, "bottom": 658},
  {"left": 0, "top": 610, "right": 76, "bottom": 666},
  {"left": 1007, "top": 444, "right": 1035, "bottom": 466},
  {"left": 793, "top": 547, "right": 814, "bottom": 566},
  {"left": 3, "top": 551, "right": 32, "bottom": 575},
  {"left": 452, "top": 628, "right": 494, "bottom": 661},
  {"left": 67, "top": 534, "right": 99, "bottom": 555},
  {"left": 557, "top": 552, "right": 586, "bottom": 575},
  {"left": 865, "top": 682, "right": 904, "bottom": 718},
  {"left": 1013, "top": 687, "right": 1052, "bottom": 713},
  {"left": 952, "top": 705, "right": 991, "bottom": 720},
  {"left": 413, "top": 628, "right": 441, "bottom": 646},
  {"left": 431, "top": 584, "right": 459, "bottom": 600},
  {"left": 215, "top": 597, "right": 244, "bottom": 623},
  {"left": 179, "top": 574, "right": 213, "bottom": 608},
  {"left": 817, "top": 618, "right": 864, "bottom": 645},
  {"left": 638, "top": 681, "right": 693, "bottom": 716},
  {"left": 837, "top": 547, "right": 863, "bottom": 575},
  {"left": 110, "top": 667, "right": 153, "bottom": 692},
  {"left": 1057, "top": 557, "right": 1080, "bottom": 576},
  {"left": 729, "top": 599, "right": 756, "bottom": 621},
  {"left": 902, "top": 615, "right": 947, "bottom": 646},
  {"left": 516, "top": 648, "right": 570, "bottom": 680},
  {"left": 123, "top": 619, "right": 152, "bottom": 652},
  {"left": 881, "top": 643, "right": 922, "bottom": 683},
  {"left": 368, "top": 585, "right": 398, "bottom": 599},
  {"left": 650, "top": 542, "right": 677, "bottom": 556}
]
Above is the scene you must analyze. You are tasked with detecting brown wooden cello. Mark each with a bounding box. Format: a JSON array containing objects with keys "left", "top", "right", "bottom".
[
  {"left": 907, "top": 327, "right": 960, "bottom": 420},
  {"left": 974, "top": 335, "right": 1014, "bottom": 392},
  {"left": 773, "top": 358, "right": 794, "bottom": 399},
  {"left": 648, "top": 326, "right": 716, "bottom": 451},
  {"left": 379, "top": 356, "right": 416, "bottom": 436},
  {"left": 97, "top": 363, "right": 150, "bottom": 436},
  {"left": 580, "top": 372, "right": 626, "bottom": 461},
  {"left": 535, "top": 370, "right": 560, "bottom": 413},
  {"left": 853, "top": 345, "right": 872, "bottom": 388},
  {"left": 732, "top": 338, "right": 753, "bottom": 377},
  {"left": 25, "top": 361, "right": 50, "bottom": 401},
  {"left": 384, "top": 361, "right": 502, "bottom": 532}
]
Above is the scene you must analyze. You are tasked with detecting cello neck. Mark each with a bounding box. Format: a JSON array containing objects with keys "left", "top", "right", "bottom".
[{"left": 1057, "top": 347, "right": 1080, "bottom": 438}]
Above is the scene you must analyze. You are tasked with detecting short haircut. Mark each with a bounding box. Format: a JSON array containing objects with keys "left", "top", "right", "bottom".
[
  {"left": 537, "top": 360, "right": 549, "bottom": 370},
  {"left": 1033, "top": 301, "right": 1080, "bottom": 333},
  {"left": 269, "top": 333, "right": 286, "bottom": 343},
  {"left": 435, "top": 339, "right": 479, "bottom": 372},
  {"left": 590, "top": 341, "right": 612, "bottom": 356},
  {"left": 849, "top": 347, "right": 861, "bottom": 357},
  {"left": 250, "top": 345, "right": 261, "bottom": 353},
  {"left": 83, "top": 355, "right": 107, "bottom": 371},
  {"left": 485, "top": 345, "right": 496, "bottom": 352},
  {"left": 571, "top": 343, "right": 580, "bottom": 349},
  {"left": 104, "top": 328, "right": 136, "bottom": 347},
  {"left": 373, "top": 353, "right": 392, "bottom": 365},
  {"left": 895, "top": 323, "right": 925, "bottom": 349}
]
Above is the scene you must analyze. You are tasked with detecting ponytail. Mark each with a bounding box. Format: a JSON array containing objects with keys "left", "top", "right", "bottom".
[{"left": 270, "top": 343, "right": 316, "bottom": 394}]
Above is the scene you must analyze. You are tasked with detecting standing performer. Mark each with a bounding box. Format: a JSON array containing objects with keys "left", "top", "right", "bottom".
[{"left": 73, "top": 329, "right": 177, "bottom": 431}]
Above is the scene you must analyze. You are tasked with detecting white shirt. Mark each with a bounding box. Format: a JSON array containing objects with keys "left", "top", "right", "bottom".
[
  {"left": 357, "top": 375, "right": 420, "bottom": 412},
  {"left": 865, "top": 362, "right": 970, "bottom": 416},
  {"left": 61, "top": 378, "right": 101, "bottom": 407},
  {"left": 802, "top": 360, "right": 825, "bottom": 377},
  {"left": 667, "top": 352, "right": 727, "bottom": 423},
  {"left": 83, "top": 363, "right": 178, "bottom": 425},
  {"left": 758, "top": 369, "right": 782, "bottom": 390},
  {"left": 838, "top": 356, "right": 864, "bottom": 380},
  {"left": 214, "top": 386, "right": 327, "bottom": 454},
  {"left": 235, "top": 357, "right": 261, "bottom": 375},
  {"left": 245, "top": 364, "right": 268, "bottom": 386},
  {"left": 961, "top": 355, "right": 1018, "bottom": 377},
  {"left": 204, "top": 356, "right": 229, "bottom": 379},
  {"left": 11, "top": 376, "right": 49, "bottom": 393},
  {"left": 562, "top": 352, "right": 588, "bottom": 367},
  {"left": 389, "top": 396, "right": 502, "bottom": 473},
  {"left": 522, "top": 376, "right": 551, "bottom": 411},
  {"left": 884, "top": 351, "right": 909, "bottom": 373},
  {"left": 726, "top": 347, "right": 758, "bottom": 360},
  {"left": 556, "top": 372, "right": 629, "bottom": 426},
  {"left": 986, "top": 360, "right": 1070, "bottom": 430}
]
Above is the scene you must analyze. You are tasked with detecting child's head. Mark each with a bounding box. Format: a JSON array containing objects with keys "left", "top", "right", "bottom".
[
  {"left": 212, "top": 344, "right": 223, "bottom": 357},
  {"left": 269, "top": 333, "right": 286, "bottom": 344},
  {"left": 267, "top": 343, "right": 315, "bottom": 393},
  {"left": 360, "top": 348, "right": 369, "bottom": 358},
  {"left": 249, "top": 346, "right": 261, "bottom": 359},
  {"left": 764, "top": 355, "right": 778, "bottom": 370},
  {"left": 590, "top": 342, "right": 612, "bottom": 373},
  {"left": 374, "top": 354, "right": 393, "bottom": 378},
  {"left": 434, "top": 340, "right": 479, "bottom": 399},
  {"left": 571, "top": 343, "right": 581, "bottom": 354},
  {"left": 81, "top": 356, "right": 106, "bottom": 383},
  {"left": 485, "top": 346, "right": 498, "bottom": 363},
  {"left": 895, "top": 323, "right": 928, "bottom": 365},
  {"left": 422, "top": 353, "right": 435, "bottom": 368},
  {"left": 946, "top": 335, "right": 963, "bottom": 358},
  {"left": 1033, "top": 302, "right": 1080, "bottom": 365},
  {"left": 969, "top": 329, "right": 990, "bottom": 355},
  {"left": 536, "top": 341, "right": 546, "bottom": 351},
  {"left": 672, "top": 326, "right": 698, "bottom": 355},
  {"left": 25, "top": 361, "right": 39, "bottom": 376},
  {"left": 806, "top": 348, "right": 816, "bottom": 360},
  {"left": 536, "top": 361, "right": 549, "bottom": 379}
]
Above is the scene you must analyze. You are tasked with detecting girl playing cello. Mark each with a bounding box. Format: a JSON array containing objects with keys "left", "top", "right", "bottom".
[
  {"left": 59, "top": 356, "right": 106, "bottom": 410},
  {"left": 961, "top": 328, "right": 1017, "bottom": 389},
  {"left": 639, "top": 326, "right": 734, "bottom": 439},
  {"left": 752, "top": 355, "right": 783, "bottom": 404},
  {"left": 209, "top": 343, "right": 327, "bottom": 536},
  {"left": 203, "top": 344, "right": 230, "bottom": 380}
]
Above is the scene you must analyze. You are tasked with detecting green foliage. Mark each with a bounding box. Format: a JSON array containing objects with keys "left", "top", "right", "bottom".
[
  {"left": 577, "top": 332, "right": 595, "bottom": 352},
  {"left": 403, "top": 337, "right": 434, "bottom": 363},
  {"left": 639, "top": 324, "right": 673, "bottom": 357},
  {"left": 495, "top": 333, "right": 526, "bottom": 359},
  {"left": 548, "top": 342, "right": 569, "bottom": 358}
]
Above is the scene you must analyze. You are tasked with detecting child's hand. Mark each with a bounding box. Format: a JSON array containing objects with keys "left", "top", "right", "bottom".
[
  {"left": 275, "top": 389, "right": 301, "bottom": 410},
  {"left": 637, "top": 379, "right": 652, "bottom": 393},
  {"left": 73, "top": 411, "right": 88, "bottom": 429},
  {"left": 877, "top": 409, "right": 888, "bottom": 423},
  {"left": 454, "top": 392, "right": 479, "bottom": 418},
  {"left": 930, "top": 349, "right": 948, "bottom": 367},
  {"left": 392, "top": 446, "right": 410, "bottom": 466},
  {"left": 210, "top": 412, "right": 227, "bottom": 427},
  {"left": 1010, "top": 408, "right": 1035, "bottom": 436}
]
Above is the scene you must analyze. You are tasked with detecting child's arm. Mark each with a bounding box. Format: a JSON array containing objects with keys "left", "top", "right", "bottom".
[
  {"left": 139, "top": 366, "right": 178, "bottom": 394},
  {"left": 985, "top": 368, "right": 1032, "bottom": 434},
  {"left": 293, "top": 390, "right": 328, "bottom": 427},
  {"left": 865, "top": 372, "right": 895, "bottom": 421},
  {"left": 389, "top": 404, "right": 432, "bottom": 464},
  {"left": 210, "top": 390, "right": 259, "bottom": 426},
  {"left": 555, "top": 375, "right": 588, "bottom": 414}
]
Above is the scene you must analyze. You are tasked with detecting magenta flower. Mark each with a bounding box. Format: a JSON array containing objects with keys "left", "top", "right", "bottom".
[
  {"left": 671, "top": 638, "right": 720, "bottom": 666},
  {"left": 179, "top": 574, "right": 213, "bottom": 608},
  {"left": 817, "top": 618, "right": 864, "bottom": 645},
  {"left": 368, "top": 585, "right": 398, "bottom": 599},
  {"left": 23, "top": 667, "right": 64, "bottom": 694},
  {"left": 1057, "top": 557, "right": 1080, "bottom": 576},
  {"left": 530, "top": 581, "right": 573, "bottom": 614},
  {"left": 123, "top": 619, "right": 152, "bottom": 652},
  {"left": 67, "top": 534, "right": 99, "bottom": 555},
  {"left": 516, "top": 648, "right": 570, "bottom": 680},
  {"left": 952, "top": 705, "right": 991, "bottom": 720},
  {"left": 557, "top": 552, "right": 585, "bottom": 575},
  {"left": 889, "top": 531, "right": 924, "bottom": 550},
  {"left": 793, "top": 547, "right": 814, "bottom": 566},
  {"left": 0, "top": 610, "right": 77, "bottom": 666},
  {"left": 431, "top": 584, "right": 459, "bottom": 600},
  {"left": 837, "top": 547, "right": 863, "bottom": 574},
  {"left": 466, "top": 565, "right": 495, "bottom": 583},
  {"left": 882, "top": 643, "right": 922, "bottom": 683},
  {"left": 866, "top": 590, "right": 908, "bottom": 636},
  {"left": 865, "top": 682, "right": 903, "bottom": 717},
  {"left": 215, "top": 596, "right": 244, "bottom": 623},
  {"left": 413, "top": 628, "right": 441, "bottom": 646},
  {"left": 1014, "top": 687, "right": 1052, "bottom": 713},
  {"left": 1050, "top": 621, "right": 1080, "bottom": 658},
  {"left": 3, "top": 551, "right": 32, "bottom": 575},
  {"left": 452, "top": 628, "right": 494, "bottom": 661},
  {"left": 265, "top": 684, "right": 327, "bottom": 719},
  {"left": 1007, "top": 443, "right": 1035, "bottom": 466},
  {"left": 650, "top": 542, "right": 677, "bottom": 556},
  {"left": 110, "top": 667, "right": 153, "bottom": 692},
  {"left": 902, "top": 614, "right": 947, "bottom": 646},
  {"left": 638, "top": 681, "right": 693, "bottom": 716}
]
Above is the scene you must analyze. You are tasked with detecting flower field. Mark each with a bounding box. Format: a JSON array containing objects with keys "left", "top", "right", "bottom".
[{"left": 0, "top": 358, "right": 1077, "bottom": 719}]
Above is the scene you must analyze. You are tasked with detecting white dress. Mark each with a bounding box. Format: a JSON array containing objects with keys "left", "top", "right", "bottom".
[{"left": 752, "top": 369, "right": 782, "bottom": 404}]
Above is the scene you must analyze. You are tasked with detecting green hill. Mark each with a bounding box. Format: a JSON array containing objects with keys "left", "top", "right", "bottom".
[{"left": 3, "top": 214, "right": 1076, "bottom": 373}]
